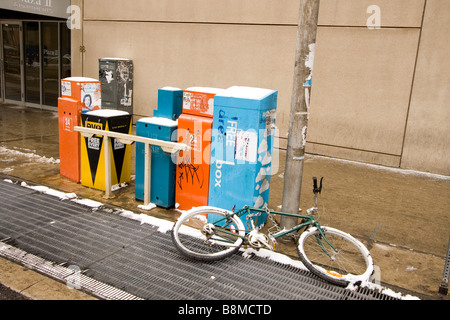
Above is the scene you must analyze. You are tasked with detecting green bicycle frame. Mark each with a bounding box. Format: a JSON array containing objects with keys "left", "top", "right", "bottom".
[
  {"left": 240, "top": 206, "right": 316, "bottom": 239},
  {"left": 212, "top": 206, "right": 337, "bottom": 256}
]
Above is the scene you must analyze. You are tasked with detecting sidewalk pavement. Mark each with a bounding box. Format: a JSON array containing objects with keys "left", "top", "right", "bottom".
[
  {"left": 0, "top": 256, "right": 97, "bottom": 300},
  {"left": 0, "top": 103, "right": 448, "bottom": 300}
]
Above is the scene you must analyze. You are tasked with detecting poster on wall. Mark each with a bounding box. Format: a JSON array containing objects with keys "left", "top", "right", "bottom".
[{"left": 99, "top": 58, "right": 133, "bottom": 112}]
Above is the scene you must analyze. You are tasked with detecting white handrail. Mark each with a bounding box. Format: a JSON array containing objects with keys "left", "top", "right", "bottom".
[{"left": 74, "top": 126, "right": 189, "bottom": 206}]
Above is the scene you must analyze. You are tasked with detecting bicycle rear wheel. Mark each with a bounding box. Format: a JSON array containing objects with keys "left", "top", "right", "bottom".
[
  {"left": 171, "top": 206, "right": 246, "bottom": 261},
  {"left": 297, "top": 226, "right": 373, "bottom": 287}
]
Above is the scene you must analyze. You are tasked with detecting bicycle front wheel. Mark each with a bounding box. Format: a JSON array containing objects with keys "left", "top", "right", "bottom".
[
  {"left": 171, "top": 206, "right": 246, "bottom": 261},
  {"left": 297, "top": 227, "right": 374, "bottom": 287}
]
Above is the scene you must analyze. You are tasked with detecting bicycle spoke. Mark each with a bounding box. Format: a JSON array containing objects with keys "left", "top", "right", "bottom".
[
  {"left": 172, "top": 209, "right": 245, "bottom": 260},
  {"left": 306, "top": 234, "right": 367, "bottom": 276},
  {"left": 298, "top": 227, "right": 373, "bottom": 286}
]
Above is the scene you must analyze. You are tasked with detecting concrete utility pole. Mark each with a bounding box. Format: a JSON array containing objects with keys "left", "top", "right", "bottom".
[{"left": 281, "top": 0, "right": 320, "bottom": 230}]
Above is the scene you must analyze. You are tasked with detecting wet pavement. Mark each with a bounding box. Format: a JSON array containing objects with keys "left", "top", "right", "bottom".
[{"left": 0, "top": 102, "right": 449, "bottom": 300}]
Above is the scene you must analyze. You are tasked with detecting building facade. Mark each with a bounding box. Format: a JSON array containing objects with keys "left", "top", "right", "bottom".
[
  {"left": 4, "top": 0, "right": 450, "bottom": 176},
  {"left": 0, "top": 0, "right": 71, "bottom": 109}
]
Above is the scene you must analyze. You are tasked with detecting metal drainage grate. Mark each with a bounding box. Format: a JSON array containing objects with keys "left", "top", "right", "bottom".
[
  {"left": 0, "top": 178, "right": 401, "bottom": 300},
  {"left": 0, "top": 241, "right": 142, "bottom": 300}
]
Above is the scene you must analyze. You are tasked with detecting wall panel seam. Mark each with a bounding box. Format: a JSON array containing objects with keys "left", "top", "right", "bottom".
[
  {"left": 399, "top": 0, "right": 427, "bottom": 168},
  {"left": 317, "top": 25, "right": 422, "bottom": 29},
  {"left": 82, "top": 19, "right": 298, "bottom": 27},
  {"left": 307, "top": 141, "right": 402, "bottom": 158}
]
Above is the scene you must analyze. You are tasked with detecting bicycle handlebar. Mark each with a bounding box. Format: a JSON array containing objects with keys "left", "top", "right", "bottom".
[{"left": 313, "top": 177, "right": 323, "bottom": 194}]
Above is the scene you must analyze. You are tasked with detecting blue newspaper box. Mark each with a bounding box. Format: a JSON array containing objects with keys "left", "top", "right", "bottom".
[
  {"left": 135, "top": 117, "right": 178, "bottom": 208},
  {"left": 208, "top": 86, "right": 277, "bottom": 229},
  {"left": 153, "top": 87, "right": 183, "bottom": 120}
]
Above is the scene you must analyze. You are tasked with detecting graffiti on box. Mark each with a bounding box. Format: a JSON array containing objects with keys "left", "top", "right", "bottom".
[
  {"left": 176, "top": 127, "right": 205, "bottom": 190},
  {"left": 176, "top": 161, "right": 205, "bottom": 190}
]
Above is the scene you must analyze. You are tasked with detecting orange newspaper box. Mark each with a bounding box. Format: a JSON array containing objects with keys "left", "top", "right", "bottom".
[
  {"left": 175, "top": 113, "right": 212, "bottom": 210},
  {"left": 58, "top": 97, "right": 83, "bottom": 182},
  {"left": 58, "top": 77, "right": 102, "bottom": 182},
  {"left": 61, "top": 77, "right": 101, "bottom": 111},
  {"left": 182, "top": 87, "right": 224, "bottom": 118}
]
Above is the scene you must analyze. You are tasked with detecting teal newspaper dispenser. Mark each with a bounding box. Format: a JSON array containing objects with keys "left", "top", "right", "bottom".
[
  {"left": 153, "top": 87, "right": 183, "bottom": 120},
  {"left": 208, "top": 86, "right": 278, "bottom": 229},
  {"left": 135, "top": 117, "right": 178, "bottom": 207},
  {"left": 135, "top": 87, "right": 182, "bottom": 207}
]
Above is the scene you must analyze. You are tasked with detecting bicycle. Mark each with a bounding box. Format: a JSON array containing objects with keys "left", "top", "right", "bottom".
[{"left": 171, "top": 177, "right": 374, "bottom": 287}]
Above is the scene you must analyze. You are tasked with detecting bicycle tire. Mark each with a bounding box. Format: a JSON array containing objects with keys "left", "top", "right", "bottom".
[
  {"left": 297, "top": 226, "right": 374, "bottom": 287},
  {"left": 171, "top": 206, "right": 246, "bottom": 261}
]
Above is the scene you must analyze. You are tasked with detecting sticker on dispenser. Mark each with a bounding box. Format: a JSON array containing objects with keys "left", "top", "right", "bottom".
[
  {"left": 235, "top": 130, "right": 257, "bottom": 163},
  {"left": 61, "top": 81, "right": 71, "bottom": 96}
]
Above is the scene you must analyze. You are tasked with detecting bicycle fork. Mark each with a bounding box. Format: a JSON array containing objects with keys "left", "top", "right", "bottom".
[
  {"left": 314, "top": 224, "right": 338, "bottom": 259},
  {"left": 202, "top": 215, "right": 245, "bottom": 247}
]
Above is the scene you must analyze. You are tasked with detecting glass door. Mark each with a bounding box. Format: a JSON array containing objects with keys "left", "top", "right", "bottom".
[
  {"left": 41, "top": 22, "right": 59, "bottom": 107},
  {"left": 2, "top": 22, "right": 23, "bottom": 102},
  {"left": 0, "top": 21, "right": 70, "bottom": 108},
  {"left": 24, "top": 21, "right": 40, "bottom": 105}
]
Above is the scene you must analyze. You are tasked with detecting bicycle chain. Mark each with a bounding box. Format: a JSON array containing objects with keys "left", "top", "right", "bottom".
[
  {"left": 265, "top": 206, "right": 299, "bottom": 240},
  {"left": 246, "top": 206, "right": 299, "bottom": 243}
]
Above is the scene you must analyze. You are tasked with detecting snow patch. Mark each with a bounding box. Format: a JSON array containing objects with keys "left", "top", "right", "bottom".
[
  {"left": 71, "top": 198, "right": 104, "bottom": 208},
  {"left": 258, "top": 139, "right": 268, "bottom": 155},
  {"left": 374, "top": 243, "right": 391, "bottom": 251},
  {"left": 0, "top": 146, "right": 60, "bottom": 165},
  {"left": 111, "top": 182, "right": 128, "bottom": 191},
  {"left": 117, "top": 209, "right": 173, "bottom": 234},
  {"left": 20, "top": 182, "right": 77, "bottom": 200},
  {"left": 218, "top": 86, "right": 275, "bottom": 100},
  {"left": 63, "top": 76, "right": 99, "bottom": 82},
  {"left": 85, "top": 109, "right": 129, "bottom": 117},
  {"left": 137, "top": 203, "right": 157, "bottom": 211},
  {"left": 255, "top": 167, "right": 266, "bottom": 183},
  {"left": 261, "top": 152, "right": 272, "bottom": 166},
  {"left": 259, "top": 179, "right": 270, "bottom": 194},
  {"left": 137, "top": 117, "right": 178, "bottom": 127}
]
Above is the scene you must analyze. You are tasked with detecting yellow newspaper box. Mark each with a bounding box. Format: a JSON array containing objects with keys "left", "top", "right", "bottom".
[{"left": 80, "top": 109, "right": 132, "bottom": 190}]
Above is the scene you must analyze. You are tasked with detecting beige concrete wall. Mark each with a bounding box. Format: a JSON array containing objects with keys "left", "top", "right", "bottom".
[
  {"left": 80, "top": 20, "right": 297, "bottom": 136},
  {"left": 306, "top": 27, "right": 420, "bottom": 167},
  {"left": 83, "top": 0, "right": 300, "bottom": 24},
  {"left": 400, "top": 0, "right": 450, "bottom": 174},
  {"left": 72, "top": 0, "right": 450, "bottom": 175},
  {"left": 307, "top": 0, "right": 449, "bottom": 175}
]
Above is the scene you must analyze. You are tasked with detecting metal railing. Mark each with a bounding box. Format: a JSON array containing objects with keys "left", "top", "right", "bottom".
[{"left": 74, "top": 126, "right": 189, "bottom": 206}]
